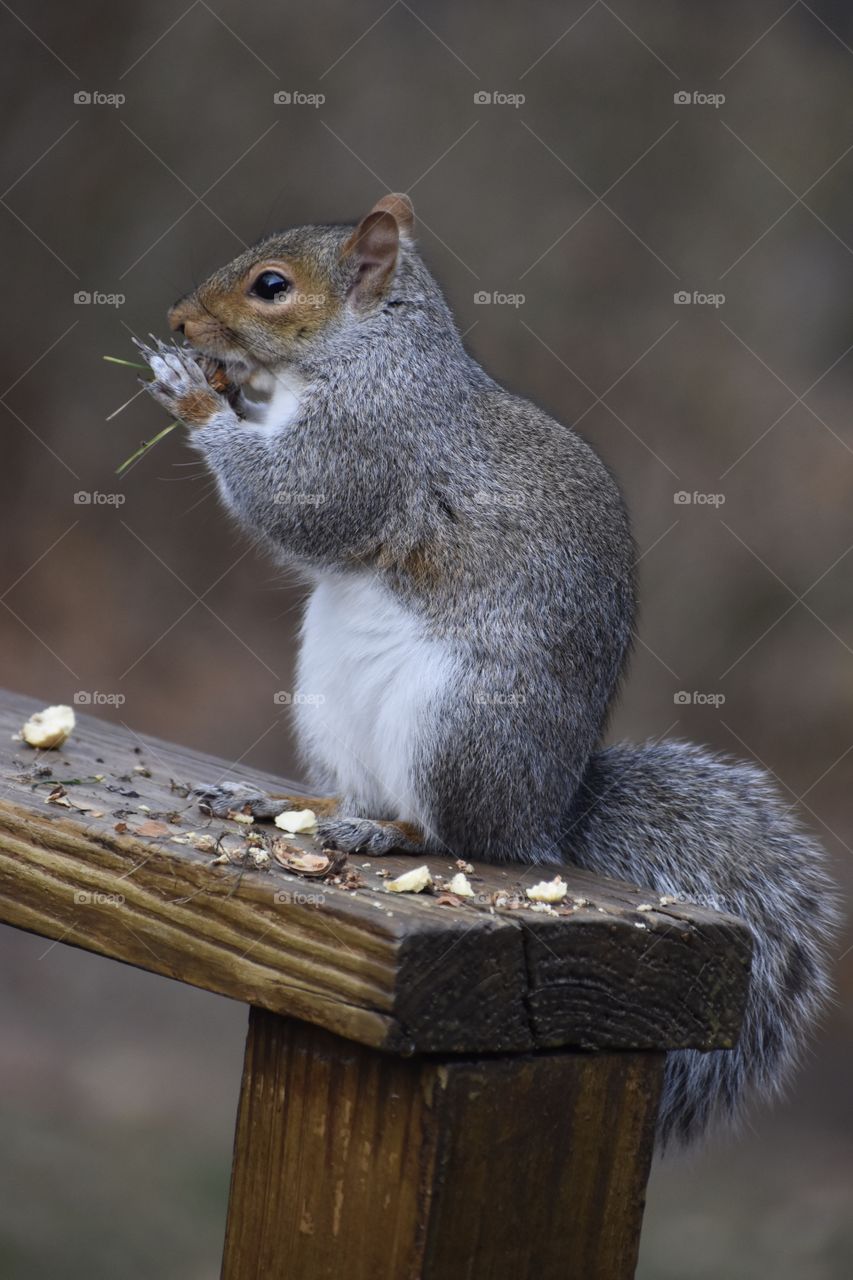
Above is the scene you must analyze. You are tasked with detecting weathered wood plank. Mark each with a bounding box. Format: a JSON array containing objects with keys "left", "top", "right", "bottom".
[
  {"left": 221, "top": 1010, "right": 664, "bottom": 1280},
  {"left": 0, "top": 690, "right": 751, "bottom": 1053}
]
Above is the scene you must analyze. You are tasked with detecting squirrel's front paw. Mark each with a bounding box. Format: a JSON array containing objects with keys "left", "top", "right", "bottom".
[{"left": 134, "top": 338, "right": 236, "bottom": 429}]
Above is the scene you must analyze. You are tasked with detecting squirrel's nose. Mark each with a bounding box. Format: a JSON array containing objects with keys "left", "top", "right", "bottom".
[{"left": 168, "top": 300, "right": 189, "bottom": 334}]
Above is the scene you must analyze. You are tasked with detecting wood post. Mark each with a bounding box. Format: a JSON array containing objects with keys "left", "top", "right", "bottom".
[
  {"left": 221, "top": 1008, "right": 665, "bottom": 1280},
  {"left": 0, "top": 694, "right": 750, "bottom": 1277}
]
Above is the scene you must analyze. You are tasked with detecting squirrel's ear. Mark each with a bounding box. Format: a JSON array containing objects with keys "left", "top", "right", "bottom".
[
  {"left": 341, "top": 209, "right": 400, "bottom": 306},
  {"left": 370, "top": 192, "right": 415, "bottom": 238}
]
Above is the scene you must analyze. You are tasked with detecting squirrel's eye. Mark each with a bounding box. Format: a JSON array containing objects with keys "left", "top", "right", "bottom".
[{"left": 251, "top": 270, "right": 290, "bottom": 301}]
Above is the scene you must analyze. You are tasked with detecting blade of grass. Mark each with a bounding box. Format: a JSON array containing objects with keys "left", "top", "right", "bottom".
[
  {"left": 103, "top": 355, "right": 149, "bottom": 371},
  {"left": 116, "top": 420, "right": 180, "bottom": 475}
]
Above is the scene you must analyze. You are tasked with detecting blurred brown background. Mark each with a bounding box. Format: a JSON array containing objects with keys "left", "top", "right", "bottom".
[{"left": 1, "top": 1, "right": 851, "bottom": 1275}]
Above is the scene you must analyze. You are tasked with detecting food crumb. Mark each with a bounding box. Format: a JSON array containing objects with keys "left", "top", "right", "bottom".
[
  {"left": 526, "top": 875, "right": 568, "bottom": 904},
  {"left": 227, "top": 809, "right": 254, "bottom": 825},
  {"left": 447, "top": 872, "right": 475, "bottom": 898},
  {"left": 191, "top": 834, "right": 218, "bottom": 853},
  {"left": 274, "top": 808, "right": 319, "bottom": 835},
  {"left": 385, "top": 865, "right": 432, "bottom": 894},
  {"left": 20, "top": 705, "right": 75, "bottom": 750}
]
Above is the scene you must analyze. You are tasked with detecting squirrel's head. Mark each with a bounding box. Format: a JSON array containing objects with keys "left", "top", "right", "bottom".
[{"left": 168, "top": 193, "right": 418, "bottom": 374}]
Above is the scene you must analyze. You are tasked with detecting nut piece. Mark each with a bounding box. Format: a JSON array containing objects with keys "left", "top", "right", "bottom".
[
  {"left": 274, "top": 808, "right": 319, "bottom": 835},
  {"left": 448, "top": 872, "right": 475, "bottom": 898},
  {"left": 227, "top": 809, "right": 255, "bottom": 825},
  {"left": 526, "top": 875, "right": 568, "bottom": 904},
  {"left": 21, "top": 705, "right": 75, "bottom": 750},
  {"left": 385, "top": 864, "right": 432, "bottom": 894}
]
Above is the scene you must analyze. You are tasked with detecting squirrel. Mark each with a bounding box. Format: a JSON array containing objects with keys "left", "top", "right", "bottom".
[{"left": 135, "top": 193, "right": 839, "bottom": 1149}]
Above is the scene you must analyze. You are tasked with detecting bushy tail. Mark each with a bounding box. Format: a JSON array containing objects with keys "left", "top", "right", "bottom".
[{"left": 566, "top": 740, "right": 841, "bottom": 1149}]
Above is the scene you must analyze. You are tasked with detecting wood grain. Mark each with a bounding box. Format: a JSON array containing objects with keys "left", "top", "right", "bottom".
[
  {"left": 222, "top": 1010, "right": 664, "bottom": 1280},
  {"left": 0, "top": 690, "right": 751, "bottom": 1053}
]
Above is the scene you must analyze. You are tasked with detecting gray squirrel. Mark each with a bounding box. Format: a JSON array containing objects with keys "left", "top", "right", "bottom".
[{"left": 136, "top": 193, "right": 839, "bottom": 1148}]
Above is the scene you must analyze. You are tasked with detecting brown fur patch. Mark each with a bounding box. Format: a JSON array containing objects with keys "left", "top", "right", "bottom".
[
  {"left": 171, "top": 254, "right": 344, "bottom": 367},
  {"left": 271, "top": 794, "right": 340, "bottom": 817},
  {"left": 375, "top": 820, "right": 425, "bottom": 849},
  {"left": 400, "top": 545, "right": 443, "bottom": 588},
  {"left": 211, "top": 259, "right": 342, "bottom": 348},
  {"left": 175, "top": 387, "right": 222, "bottom": 426},
  {"left": 375, "top": 542, "right": 443, "bottom": 588}
]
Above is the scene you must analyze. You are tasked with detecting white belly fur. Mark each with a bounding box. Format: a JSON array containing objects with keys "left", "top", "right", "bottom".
[
  {"left": 294, "top": 573, "right": 456, "bottom": 826},
  {"left": 248, "top": 368, "right": 307, "bottom": 435}
]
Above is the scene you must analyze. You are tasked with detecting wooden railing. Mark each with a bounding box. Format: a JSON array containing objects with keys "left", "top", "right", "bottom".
[{"left": 0, "top": 691, "right": 751, "bottom": 1279}]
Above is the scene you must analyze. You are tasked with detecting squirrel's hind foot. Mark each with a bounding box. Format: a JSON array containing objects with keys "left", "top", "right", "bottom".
[
  {"left": 193, "top": 780, "right": 284, "bottom": 820},
  {"left": 317, "top": 816, "right": 426, "bottom": 856},
  {"left": 193, "top": 783, "right": 427, "bottom": 855},
  {"left": 194, "top": 781, "right": 343, "bottom": 823}
]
